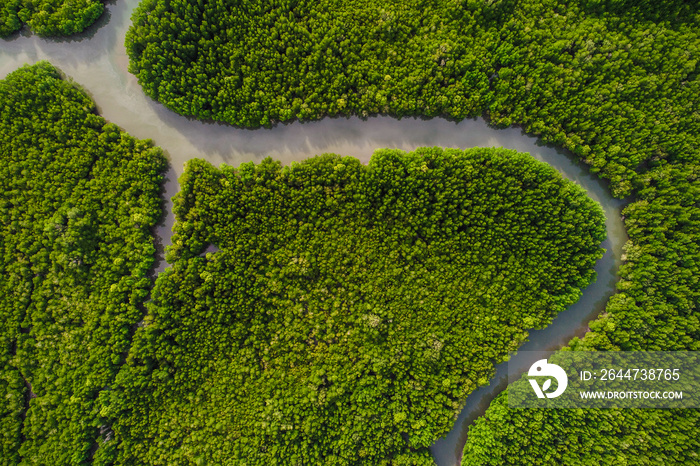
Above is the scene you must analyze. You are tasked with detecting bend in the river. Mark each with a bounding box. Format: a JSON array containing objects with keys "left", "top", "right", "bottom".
[{"left": 1, "top": 1, "right": 628, "bottom": 464}]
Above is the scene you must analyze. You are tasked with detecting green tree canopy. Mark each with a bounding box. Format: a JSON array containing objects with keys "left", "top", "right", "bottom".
[
  {"left": 106, "top": 147, "right": 606, "bottom": 465},
  {"left": 0, "top": 0, "right": 103, "bottom": 37},
  {"left": 0, "top": 62, "right": 166, "bottom": 464}
]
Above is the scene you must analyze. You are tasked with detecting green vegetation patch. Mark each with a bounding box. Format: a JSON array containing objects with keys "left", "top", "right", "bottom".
[
  {"left": 125, "top": 0, "right": 492, "bottom": 126},
  {"left": 126, "top": 0, "right": 699, "bottom": 197},
  {"left": 462, "top": 381, "right": 700, "bottom": 465},
  {"left": 461, "top": 161, "right": 700, "bottom": 465},
  {"left": 0, "top": 62, "right": 166, "bottom": 464},
  {"left": 123, "top": 0, "right": 700, "bottom": 459},
  {"left": 459, "top": 3, "right": 700, "bottom": 458},
  {"left": 0, "top": 0, "right": 103, "bottom": 37},
  {"left": 106, "top": 147, "right": 606, "bottom": 465}
]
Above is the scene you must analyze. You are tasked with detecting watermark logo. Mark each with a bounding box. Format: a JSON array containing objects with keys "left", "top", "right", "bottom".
[
  {"left": 527, "top": 359, "right": 568, "bottom": 398},
  {"left": 510, "top": 351, "right": 698, "bottom": 408}
]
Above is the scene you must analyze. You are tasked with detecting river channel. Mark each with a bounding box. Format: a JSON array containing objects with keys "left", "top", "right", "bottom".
[{"left": 1, "top": 1, "right": 628, "bottom": 464}]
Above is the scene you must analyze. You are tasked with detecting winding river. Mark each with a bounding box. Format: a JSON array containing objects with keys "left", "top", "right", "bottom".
[{"left": 1, "top": 2, "right": 628, "bottom": 464}]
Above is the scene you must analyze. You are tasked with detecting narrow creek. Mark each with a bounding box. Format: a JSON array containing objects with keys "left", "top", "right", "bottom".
[{"left": 1, "top": 2, "right": 627, "bottom": 464}]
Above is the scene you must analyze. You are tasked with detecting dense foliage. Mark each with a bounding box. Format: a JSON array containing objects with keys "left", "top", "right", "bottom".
[
  {"left": 462, "top": 386, "right": 700, "bottom": 465},
  {"left": 126, "top": 0, "right": 699, "bottom": 197},
  {"left": 2, "top": 0, "right": 698, "bottom": 462},
  {"left": 0, "top": 0, "right": 103, "bottom": 37},
  {"left": 0, "top": 62, "right": 166, "bottom": 464},
  {"left": 124, "top": 0, "right": 700, "bottom": 461},
  {"left": 125, "top": 0, "right": 492, "bottom": 127},
  {"left": 104, "top": 148, "right": 606, "bottom": 465},
  {"left": 461, "top": 161, "right": 700, "bottom": 465},
  {"left": 459, "top": 2, "right": 700, "bottom": 463}
]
